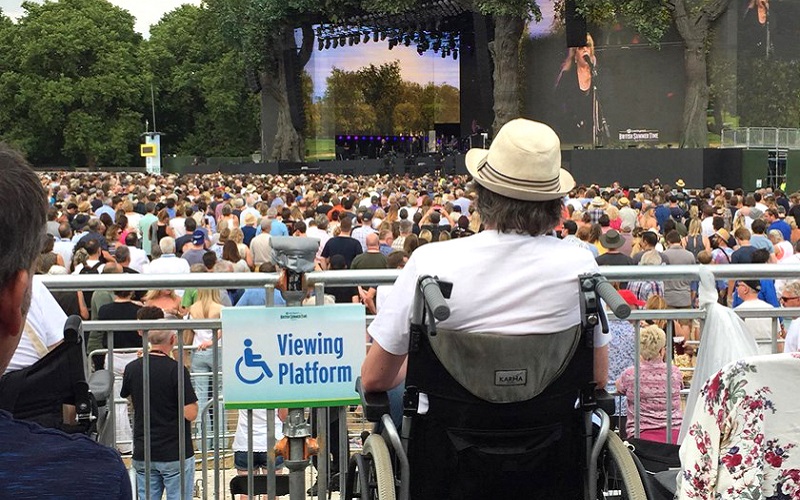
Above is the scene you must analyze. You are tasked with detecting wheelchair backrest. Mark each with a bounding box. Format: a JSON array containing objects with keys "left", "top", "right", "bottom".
[{"left": 427, "top": 326, "right": 581, "bottom": 403}]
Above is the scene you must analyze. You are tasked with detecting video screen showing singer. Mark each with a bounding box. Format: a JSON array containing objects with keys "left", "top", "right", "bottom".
[{"left": 554, "top": 33, "right": 610, "bottom": 146}]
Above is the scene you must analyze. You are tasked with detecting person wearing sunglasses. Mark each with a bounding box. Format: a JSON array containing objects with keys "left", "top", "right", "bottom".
[{"left": 780, "top": 281, "right": 800, "bottom": 353}]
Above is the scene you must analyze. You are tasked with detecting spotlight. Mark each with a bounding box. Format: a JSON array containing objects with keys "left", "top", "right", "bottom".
[
  {"left": 380, "top": 32, "right": 386, "bottom": 41},
  {"left": 318, "top": 38, "right": 324, "bottom": 51},
  {"left": 404, "top": 35, "right": 411, "bottom": 47},
  {"left": 373, "top": 31, "right": 379, "bottom": 42},
  {"left": 453, "top": 49, "right": 458, "bottom": 60},
  {"left": 348, "top": 37, "right": 354, "bottom": 46},
  {"left": 325, "top": 39, "right": 331, "bottom": 49},
  {"left": 332, "top": 38, "right": 338, "bottom": 48},
  {"left": 364, "top": 33, "right": 370, "bottom": 43}
]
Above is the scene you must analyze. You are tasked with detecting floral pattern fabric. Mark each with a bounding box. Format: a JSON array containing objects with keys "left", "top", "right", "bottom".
[{"left": 677, "top": 353, "right": 800, "bottom": 499}]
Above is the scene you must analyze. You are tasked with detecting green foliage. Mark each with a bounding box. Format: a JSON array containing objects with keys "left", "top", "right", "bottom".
[
  {"left": 738, "top": 58, "right": 800, "bottom": 128},
  {"left": 0, "top": 0, "right": 145, "bottom": 166},
  {"left": 575, "top": 0, "right": 671, "bottom": 43},
  {"left": 145, "top": 4, "right": 260, "bottom": 157},
  {"left": 314, "top": 61, "right": 459, "bottom": 135}
]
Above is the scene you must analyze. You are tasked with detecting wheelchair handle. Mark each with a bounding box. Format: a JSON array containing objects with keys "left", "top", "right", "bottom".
[
  {"left": 63, "top": 315, "right": 83, "bottom": 344},
  {"left": 595, "top": 280, "right": 631, "bottom": 319},
  {"left": 419, "top": 276, "right": 450, "bottom": 321}
]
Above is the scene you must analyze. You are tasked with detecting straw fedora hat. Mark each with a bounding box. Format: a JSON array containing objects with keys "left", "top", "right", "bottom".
[{"left": 465, "top": 119, "right": 575, "bottom": 201}]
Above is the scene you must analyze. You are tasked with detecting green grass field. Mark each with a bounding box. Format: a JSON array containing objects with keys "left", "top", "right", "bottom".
[{"left": 306, "top": 138, "right": 335, "bottom": 161}]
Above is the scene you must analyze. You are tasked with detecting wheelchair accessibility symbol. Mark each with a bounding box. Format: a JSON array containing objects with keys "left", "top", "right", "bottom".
[{"left": 235, "top": 339, "right": 273, "bottom": 384}]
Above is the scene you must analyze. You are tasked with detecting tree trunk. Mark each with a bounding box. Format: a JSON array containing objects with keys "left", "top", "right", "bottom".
[
  {"left": 264, "top": 63, "right": 303, "bottom": 162},
  {"left": 489, "top": 15, "right": 525, "bottom": 134},
  {"left": 259, "top": 25, "right": 314, "bottom": 162},
  {"left": 680, "top": 39, "right": 709, "bottom": 148},
  {"left": 673, "top": 0, "right": 734, "bottom": 148}
]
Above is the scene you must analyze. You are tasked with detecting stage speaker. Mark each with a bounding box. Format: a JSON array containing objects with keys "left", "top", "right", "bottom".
[{"left": 565, "top": 0, "right": 587, "bottom": 48}]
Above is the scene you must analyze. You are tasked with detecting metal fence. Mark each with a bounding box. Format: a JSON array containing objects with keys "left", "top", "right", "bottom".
[
  {"left": 720, "top": 127, "right": 800, "bottom": 150},
  {"left": 37, "top": 264, "right": 800, "bottom": 499}
]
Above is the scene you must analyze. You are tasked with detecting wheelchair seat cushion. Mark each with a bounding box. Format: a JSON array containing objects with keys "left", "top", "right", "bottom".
[{"left": 427, "top": 326, "right": 581, "bottom": 403}]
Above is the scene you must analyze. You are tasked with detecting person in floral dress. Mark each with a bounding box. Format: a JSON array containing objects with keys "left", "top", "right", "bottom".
[{"left": 677, "top": 353, "right": 800, "bottom": 499}]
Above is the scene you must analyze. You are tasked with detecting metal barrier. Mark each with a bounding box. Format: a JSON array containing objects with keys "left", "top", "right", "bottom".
[
  {"left": 36, "top": 264, "right": 800, "bottom": 498},
  {"left": 721, "top": 127, "right": 800, "bottom": 150}
]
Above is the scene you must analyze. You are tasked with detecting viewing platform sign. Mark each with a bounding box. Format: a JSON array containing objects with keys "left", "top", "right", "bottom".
[{"left": 222, "top": 304, "right": 365, "bottom": 409}]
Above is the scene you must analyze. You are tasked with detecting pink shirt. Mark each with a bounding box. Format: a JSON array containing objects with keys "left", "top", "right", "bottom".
[{"left": 617, "top": 358, "right": 683, "bottom": 437}]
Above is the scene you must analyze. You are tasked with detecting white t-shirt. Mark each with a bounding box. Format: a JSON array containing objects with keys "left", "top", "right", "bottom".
[
  {"left": 232, "top": 409, "right": 284, "bottom": 452},
  {"left": 701, "top": 217, "right": 716, "bottom": 238},
  {"left": 785, "top": 318, "right": 800, "bottom": 353},
  {"left": 736, "top": 299, "right": 777, "bottom": 354},
  {"left": 128, "top": 247, "right": 149, "bottom": 273},
  {"left": 6, "top": 277, "right": 67, "bottom": 373},
  {"left": 368, "top": 230, "right": 608, "bottom": 355}
]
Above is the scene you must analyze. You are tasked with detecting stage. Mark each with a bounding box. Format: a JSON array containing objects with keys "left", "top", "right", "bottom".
[{"left": 167, "top": 147, "right": 781, "bottom": 191}]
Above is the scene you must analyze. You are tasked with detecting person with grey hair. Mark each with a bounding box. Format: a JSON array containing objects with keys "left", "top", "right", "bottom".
[
  {"left": 361, "top": 119, "right": 609, "bottom": 498},
  {"left": 0, "top": 145, "right": 131, "bottom": 497},
  {"left": 267, "top": 206, "right": 288, "bottom": 236},
  {"left": 393, "top": 219, "right": 414, "bottom": 251},
  {"left": 781, "top": 280, "right": 800, "bottom": 352},
  {"left": 145, "top": 236, "right": 190, "bottom": 275},
  {"left": 250, "top": 217, "right": 273, "bottom": 267},
  {"left": 121, "top": 306, "right": 197, "bottom": 500}
]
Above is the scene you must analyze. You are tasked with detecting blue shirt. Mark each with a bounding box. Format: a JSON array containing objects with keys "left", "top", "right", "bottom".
[
  {"left": 94, "top": 204, "right": 116, "bottom": 222},
  {"left": 270, "top": 220, "right": 289, "bottom": 237},
  {"left": 0, "top": 410, "right": 131, "bottom": 498},
  {"left": 236, "top": 288, "right": 287, "bottom": 307}
]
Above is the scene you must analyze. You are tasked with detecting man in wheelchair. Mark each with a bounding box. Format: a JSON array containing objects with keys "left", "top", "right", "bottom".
[
  {"left": 0, "top": 146, "right": 130, "bottom": 498},
  {"left": 360, "top": 119, "right": 614, "bottom": 499}
]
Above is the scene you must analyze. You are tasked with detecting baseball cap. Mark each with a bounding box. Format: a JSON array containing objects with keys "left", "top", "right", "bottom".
[{"left": 192, "top": 230, "right": 205, "bottom": 245}]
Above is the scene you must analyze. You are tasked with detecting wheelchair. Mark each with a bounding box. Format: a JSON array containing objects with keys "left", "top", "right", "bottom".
[
  {"left": 0, "top": 315, "right": 113, "bottom": 444},
  {"left": 347, "top": 274, "right": 649, "bottom": 500}
]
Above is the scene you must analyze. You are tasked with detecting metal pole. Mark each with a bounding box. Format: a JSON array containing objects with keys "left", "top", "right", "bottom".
[
  {"left": 267, "top": 408, "right": 277, "bottom": 500},
  {"left": 315, "top": 283, "right": 328, "bottom": 498},
  {"left": 248, "top": 409, "right": 254, "bottom": 500},
  {"left": 177, "top": 326, "right": 187, "bottom": 500},
  {"left": 142, "top": 330, "right": 151, "bottom": 500},
  {"left": 266, "top": 285, "right": 277, "bottom": 500},
  {"left": 633, "top": 321, "right": 640, "bottom": 439},
  {"left": 107, "top": 331, "right": 117, "bottom": 459},
  {"left": 212, "top": 323, "right": 221, "bottom": 499},
  {"left": 150, "top": 83, "right": 157, "bottom": 133},
  {"left": 665, "top": 321, "right": 674, "bottom": 444}
]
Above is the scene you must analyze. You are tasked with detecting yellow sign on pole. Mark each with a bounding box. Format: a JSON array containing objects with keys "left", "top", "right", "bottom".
[{"left": 140, "top": 144, "right": 157, "bottom": 157}]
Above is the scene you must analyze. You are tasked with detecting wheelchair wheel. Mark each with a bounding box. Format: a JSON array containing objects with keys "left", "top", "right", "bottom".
[
  {"left": 599, "top": 432, "right": 647, "bottom": 500},
  {"left": 361, "top": 435, "right": 396, "bottom": 500}
]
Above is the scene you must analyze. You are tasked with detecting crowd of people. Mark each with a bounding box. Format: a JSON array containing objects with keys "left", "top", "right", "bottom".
[
  {"left": 28, "top": 169, "right": 800, "bottom": 448},
  {"left": 2, "top": 116, "right": 800, "bottom": 497}
]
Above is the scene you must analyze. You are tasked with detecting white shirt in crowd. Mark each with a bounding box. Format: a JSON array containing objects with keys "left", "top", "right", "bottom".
[
  {"left": 232, "top": 410, "right": 284, "bottom": 452},
  {"left": 735, "top": 299, "right": 777, "bottom": 355}
]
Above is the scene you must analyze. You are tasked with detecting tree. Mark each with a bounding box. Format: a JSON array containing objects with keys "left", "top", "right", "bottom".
[
  {"left": 738, "top": 59, "right": 800, "bottom": 128},
  {"left": 0, "top": 0, "right": 146, "bottom": 167},
  {"left": 671, "top": 0, "right": 733, "bottom": 147},
  {"left": 208, "top": 0, "right": 335, "bottom": 161},
  {"left": 145, "top": 4, "right": 260, "bottom": 157}
]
